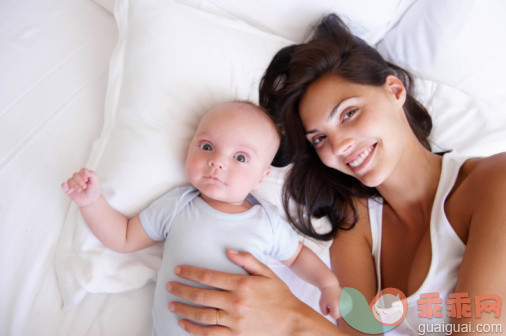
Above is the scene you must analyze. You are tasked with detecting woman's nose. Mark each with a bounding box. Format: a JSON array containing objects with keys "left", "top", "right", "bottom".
[{"left": 330, "top": 135, "right": 354, "bottom": 156}]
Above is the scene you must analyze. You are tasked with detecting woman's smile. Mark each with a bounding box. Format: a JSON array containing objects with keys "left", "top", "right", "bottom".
[{"left": 346, "top": 143, "right": 376, "bottom": 170}]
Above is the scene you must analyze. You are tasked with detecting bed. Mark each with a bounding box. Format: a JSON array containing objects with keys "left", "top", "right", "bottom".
[{"left": 1, "top": 0, "right": 505, "bottom": 335}]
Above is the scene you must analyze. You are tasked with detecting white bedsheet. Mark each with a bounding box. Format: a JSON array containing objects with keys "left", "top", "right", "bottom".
[
  {"left": 2, "top": 1, "right": 506, "bottom": 336},
  {"left": 0, "top": 0, "right": 120, "bottom": 334}
]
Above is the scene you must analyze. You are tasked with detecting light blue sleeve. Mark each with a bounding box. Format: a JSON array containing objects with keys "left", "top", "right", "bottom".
[
  {"left": 264, "top": 203, "right": 300, "bottom": 261},
  {"left": 139, "top": 188, "right": 185, "bottom": 241}
]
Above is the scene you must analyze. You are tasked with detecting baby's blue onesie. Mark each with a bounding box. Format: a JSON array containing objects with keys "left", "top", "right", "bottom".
[{"left": 139, "top": 186, "right": 300, "bottom": 336}]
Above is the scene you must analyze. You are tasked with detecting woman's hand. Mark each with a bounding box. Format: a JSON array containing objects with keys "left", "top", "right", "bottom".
[{"left": 167, "top": 249, "right": 317, "bottom": 336}]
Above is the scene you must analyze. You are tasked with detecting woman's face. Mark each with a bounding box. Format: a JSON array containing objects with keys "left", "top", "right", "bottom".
[{"left": 298, "top": 74, "right": 408, "bottom": 187}]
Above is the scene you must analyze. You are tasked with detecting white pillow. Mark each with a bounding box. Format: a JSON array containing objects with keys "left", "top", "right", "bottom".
[
  {"left": 416, "top": 79, "right": 506, "bottom": 157},
  {"left": 92, "top": 0, "right": 414, "bottom": 43},
  {"left": 93, "top": 0, "right": 115, "bottom": 13},
  {"left": 177, "top": 0, "right": 416, "bottom": 44},
  {"left": 377, "top": 0, "right": 506, "bottom": 122}
]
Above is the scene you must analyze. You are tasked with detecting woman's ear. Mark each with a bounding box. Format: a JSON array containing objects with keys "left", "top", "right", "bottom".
[{"left": 385, "top": 75, "right": 406, "bottom": 105}]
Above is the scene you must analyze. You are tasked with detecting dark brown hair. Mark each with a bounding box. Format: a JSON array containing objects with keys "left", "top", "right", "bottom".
[{"left": 259, "top": 14, "right": 432, "bottom": 240}]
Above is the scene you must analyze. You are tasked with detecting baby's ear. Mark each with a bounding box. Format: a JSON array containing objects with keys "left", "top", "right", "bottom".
[{"left": 253, "top": 166, "right": 271, "bottom": 190}]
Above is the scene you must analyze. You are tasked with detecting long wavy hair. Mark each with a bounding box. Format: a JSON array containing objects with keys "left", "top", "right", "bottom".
[{"left": 259, "top": 14, "right": 432, "bottom": 240}]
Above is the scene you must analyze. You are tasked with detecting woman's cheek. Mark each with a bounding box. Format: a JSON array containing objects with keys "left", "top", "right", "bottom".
[
  {"left": 320, "top": 148, "right": 348, "bottom": 172},
  {"left": 318, "top": 148, "right": 335, "bottom": 168}
]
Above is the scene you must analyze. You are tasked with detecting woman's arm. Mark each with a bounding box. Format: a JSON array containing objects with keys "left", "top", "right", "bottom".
[
  {"left": 330, "top": 199, "right": 380, "bottom": 336},
  {"left": 451, "top": 153, "right": 506, "bottom": 334},
  {"left": 167, "top": 249, "right": 348, "bottom": 336}
]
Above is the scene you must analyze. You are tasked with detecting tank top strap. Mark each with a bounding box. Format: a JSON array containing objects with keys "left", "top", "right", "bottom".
[
  {"left": 368, "top": 197, "right": 383, "bottom": 292},
  {"left": 430, "top": 153, "right": 469, "bottom": 248}
]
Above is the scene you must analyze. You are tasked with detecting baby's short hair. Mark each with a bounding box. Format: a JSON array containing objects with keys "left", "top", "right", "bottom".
[{"left": 232, "top": 99, "right": 282, "bottom": 139}]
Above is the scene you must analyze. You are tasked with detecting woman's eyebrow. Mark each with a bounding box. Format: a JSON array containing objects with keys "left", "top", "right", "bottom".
[
  {"left": 327, "top": 96, "right": 359, "bottom": 121},
  {"left": 305, "top": 96, "right": 359, "bottom": 135}
]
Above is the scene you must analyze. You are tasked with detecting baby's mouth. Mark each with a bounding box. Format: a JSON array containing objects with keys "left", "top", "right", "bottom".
[{"left": 204, "top": 175, "right": 223, "bottom": 183}]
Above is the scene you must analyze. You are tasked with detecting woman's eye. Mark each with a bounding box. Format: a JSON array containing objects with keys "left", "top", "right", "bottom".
[
  {"left": 234, "top": 154, "right": 247, "bottom": 162},
  {"left": 342, "top": 108, "right": 357, "bottom": 121},
  {"left": 312, "top": 136, "right": 325, "bottom": 147},
  {"left": 200, "top": 143, "right": 212, "bottom": 151}
]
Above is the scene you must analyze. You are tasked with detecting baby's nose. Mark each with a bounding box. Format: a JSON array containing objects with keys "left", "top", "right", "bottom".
[{"left": 208, "top": 159, "right": 224, "bottom": 169}]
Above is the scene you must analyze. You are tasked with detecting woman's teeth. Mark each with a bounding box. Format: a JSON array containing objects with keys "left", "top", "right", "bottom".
[{"left": 349, "top": 146, "right": 373, "bottom": 168}]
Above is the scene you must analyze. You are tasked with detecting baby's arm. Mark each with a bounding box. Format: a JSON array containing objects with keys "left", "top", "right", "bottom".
[
  {"left": 282, "top": 242, "right": 340, "bottom": 319},
  {"left": 61, "top": 168, "right": 157, "bottom": 253}
]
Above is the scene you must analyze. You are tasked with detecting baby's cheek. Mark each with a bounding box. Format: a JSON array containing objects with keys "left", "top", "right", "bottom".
[{"left": 186, "top": 165, "right": 201, "bottom": 186}]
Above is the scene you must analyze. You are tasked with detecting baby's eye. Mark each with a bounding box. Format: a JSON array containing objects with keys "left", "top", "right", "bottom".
[
  {"left": 342, "top": 108, "right": 357, "bottom": 121},
  {"left": 234, "top": 154, "right": 248, "bottom": 163},
  {"left": 200, "top": 143, "right": 212, "bottom": 151}
]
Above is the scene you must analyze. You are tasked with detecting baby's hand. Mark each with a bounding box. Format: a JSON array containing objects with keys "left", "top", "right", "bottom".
[
  {"left": 61, "top": 168, "right": 101, "bottom": 207},
  {"left": 319, "top": 284, "right": 341, "bottom": 320}
]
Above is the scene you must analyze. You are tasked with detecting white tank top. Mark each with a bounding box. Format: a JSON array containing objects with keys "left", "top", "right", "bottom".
[{"left": 369, "top": 154, "right": 466, "bottom": 335}]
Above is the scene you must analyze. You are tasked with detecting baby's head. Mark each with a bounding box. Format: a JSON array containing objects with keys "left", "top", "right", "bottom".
[{"left": 185, "top": 101, "right": 281, "bottom": 208}]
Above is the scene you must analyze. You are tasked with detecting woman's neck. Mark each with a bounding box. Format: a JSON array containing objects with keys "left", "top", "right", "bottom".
[{"left": 376, "top": 145, "right": 443, "bottom": 228}]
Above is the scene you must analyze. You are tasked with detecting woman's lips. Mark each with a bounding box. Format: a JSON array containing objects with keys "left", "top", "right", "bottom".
[{"left": 346, "top": 144, "right": 376, "bottom": 169}]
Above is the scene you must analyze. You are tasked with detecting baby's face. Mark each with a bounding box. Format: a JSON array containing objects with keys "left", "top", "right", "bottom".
[{"left": 185, "top": 102, "right": 280, "bottom": 207}]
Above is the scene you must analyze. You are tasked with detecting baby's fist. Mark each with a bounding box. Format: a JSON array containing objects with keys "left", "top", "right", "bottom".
[
  {"left": 319, "top": 284, "right": 341, "bottom": 320},
  {"left": 61, "top": 168, "right": 101, "bottom": 207}
]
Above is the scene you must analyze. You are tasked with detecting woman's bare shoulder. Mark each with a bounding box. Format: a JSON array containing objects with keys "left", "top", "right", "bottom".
[
  {"left": 332, "top": 197, "right": 372, "bottom": 245},
  {"left": 454, "top": 152, "right": 506, "bottom": 229},
  {"left": 453, "top": 152, "right": 506, "bottom": 313},
  {"left": 460, "top": 152, "right": 506, "bottom": 192},
  {"left": 446, "top": 153, "right": 506, "bottom": 243}
]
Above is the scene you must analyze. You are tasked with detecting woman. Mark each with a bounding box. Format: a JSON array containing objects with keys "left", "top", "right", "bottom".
[{"left": 167, "top": 14, "right": 506, "bottom": 335}]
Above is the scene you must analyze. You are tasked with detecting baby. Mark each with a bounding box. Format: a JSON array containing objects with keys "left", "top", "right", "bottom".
[{"left": 62, "top": 101, "right": 339, "bottom": 335}]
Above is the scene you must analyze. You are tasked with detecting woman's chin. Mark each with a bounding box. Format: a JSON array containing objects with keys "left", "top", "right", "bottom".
[{"left": 357, "top": 172, "right": 385, "bottom": 188}]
